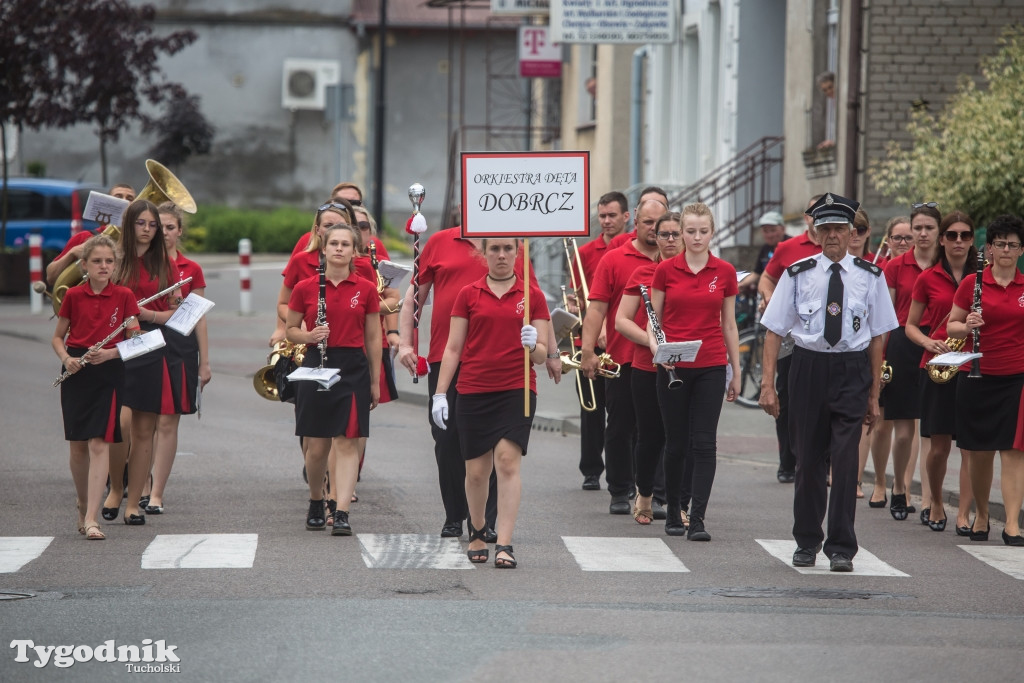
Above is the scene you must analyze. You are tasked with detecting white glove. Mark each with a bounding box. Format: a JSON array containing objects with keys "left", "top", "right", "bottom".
[
  {"left": 521, "top": 324, "right": 538, "bottom": 350},
  {"left": 431, "top": 393, "right": 449, "bottom": 430}
]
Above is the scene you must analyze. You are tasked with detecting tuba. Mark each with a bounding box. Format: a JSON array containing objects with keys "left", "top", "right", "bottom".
[{"left": 50, "top": 160, "right": 196, "bottom": 314}]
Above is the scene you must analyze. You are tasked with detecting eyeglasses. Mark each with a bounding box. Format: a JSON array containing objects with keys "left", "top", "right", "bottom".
[
  {"left": 991, "top": 240, "right": 1023, "bottom": 250},
  {"left": 657, "top": 231, "right": 681, "bottom": 241},
  {"left": 889, "top": 235, "right": 914, "bottom": 243},
  {"left": 854, "top": 225, "right": 869, "bottom": 235},
  {"left": 912, "top": 202, "right": 938, "bottom": 210},
  {"left": 944, "top": 231, "right": 973, "bottom": 242},
  {"left": 357, "top": 221, "right": 371, "bottom": 231}
]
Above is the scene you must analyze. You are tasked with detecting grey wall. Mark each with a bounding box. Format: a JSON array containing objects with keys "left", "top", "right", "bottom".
[{"left": 735, "top": 0, "right": 786, "bottom": 151}]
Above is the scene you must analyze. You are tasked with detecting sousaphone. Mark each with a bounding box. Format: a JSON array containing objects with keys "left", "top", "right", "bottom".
[{"left": 50, "top": 160, "right": 197, "bottom": 314}]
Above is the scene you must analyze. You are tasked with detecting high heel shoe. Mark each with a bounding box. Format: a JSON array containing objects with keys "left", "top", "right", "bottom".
[
  {"left": 1002, "top": 530, "right": 1024, "bottom": 546},
  {"left": 969, "top": 522, "right": 990, "bottom": 542}
]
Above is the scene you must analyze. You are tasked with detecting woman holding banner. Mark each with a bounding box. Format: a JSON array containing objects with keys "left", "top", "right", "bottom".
[{"left": 430, "top": 238, "right": 551, "bottom": 568}]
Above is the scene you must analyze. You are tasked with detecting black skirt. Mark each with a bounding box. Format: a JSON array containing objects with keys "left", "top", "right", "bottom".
[
  {"left": 881, "top": 326, "right": 924, "bottom": 420},
  {"left": 123, "top": 321, "right": 176, "bottom": 414},
  {"left": 379, "top": 350, "right": 399, "bottom": 404},
  {"left": 457, "top": 389, "right": 536, "bottom": 459},
  {"left": 919, "top": 375, "right": 957, "bottom": 438},
  {"left": 165, "top": 326, "right": 199, "bottom": 415},
  {"left": 294, "top": 346, "right": 371, "bottom": 439},
  {"left": 955, "top": 372, "right": 1024, "bottom": 451},
  {"left": 60, "top": 347, "right": 125, "bottom": 442}
]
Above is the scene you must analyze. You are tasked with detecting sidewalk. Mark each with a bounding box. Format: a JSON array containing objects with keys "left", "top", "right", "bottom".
[{"left": 3, "top": 251, "right": 1013, "bottom": 526}]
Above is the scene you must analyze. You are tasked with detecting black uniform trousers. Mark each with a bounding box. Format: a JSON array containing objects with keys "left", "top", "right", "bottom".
[
  {"left": 789, "top": 347, "right": 870, "bottom": 560},
  {"left": 576, "top": 359, "right": 606, "bottom": 478},
  {"left": 775, "top": 354, "right": 797, "bottom": 474},
  {"left": 428, "top": 362, "right": 498, "bottom": 529},
  {"left": 603, "top": 363, "right": 637, "bottom": 498},
  {"left": 631, "top": 368, "right": 667, "bottom": 504}
]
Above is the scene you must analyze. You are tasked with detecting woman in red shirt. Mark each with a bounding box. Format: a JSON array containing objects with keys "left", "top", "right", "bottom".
[
  {"left": 53, "top": 235, "right": 140, "bottom": 539},
  {"left": 947, "top": 214, "right": 1024, "bottom": 546},
  {"left": 103, "top": 199, "right": 179, "bottom": 526},
  {"left": 905, "top": 212, "right": 977, "bottom": 532},
  {"left": 614, "top": 212, "right": 681, "bottom": 526},
  {"left": 650, "top": 203, "right": 741, "bottom": 540},
  {"left": 432, "top": 238, "right": 551, "bottom": 568},
  {"left": 286, "top": 223, "right": 381, "bottom": 535}
]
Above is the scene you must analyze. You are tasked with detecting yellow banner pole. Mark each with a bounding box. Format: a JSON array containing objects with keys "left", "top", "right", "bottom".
[{"left": 523, "top": 238, "right": 530, "bottom": 417}]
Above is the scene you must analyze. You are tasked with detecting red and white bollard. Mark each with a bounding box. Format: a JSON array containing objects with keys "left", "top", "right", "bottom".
[
  {"left": 28, "top": 234, "right": 43, "bottom": 314},
  {"left": 239, "top": 238, "right": 252, "bottom": 315}
]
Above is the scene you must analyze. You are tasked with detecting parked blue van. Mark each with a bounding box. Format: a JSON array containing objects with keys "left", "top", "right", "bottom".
[{"left": 1, "top": 178, "right": 103, "bottom": 251}]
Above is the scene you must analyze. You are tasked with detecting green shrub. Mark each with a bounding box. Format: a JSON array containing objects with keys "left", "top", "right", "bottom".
[{"left": 188, "top": 205, "right": 313, "bottom": 253}]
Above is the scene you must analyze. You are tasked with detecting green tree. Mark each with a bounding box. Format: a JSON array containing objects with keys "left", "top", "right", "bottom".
[{"left": 869, "top": 26, "right": 1024, "bottom": 227}]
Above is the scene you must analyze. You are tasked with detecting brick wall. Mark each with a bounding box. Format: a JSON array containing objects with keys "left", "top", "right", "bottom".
[{"left": 861, "top": 0, "right": 1024, "bottom": 213}]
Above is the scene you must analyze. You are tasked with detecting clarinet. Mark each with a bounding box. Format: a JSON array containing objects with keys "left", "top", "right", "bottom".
[
  {"left": 316, "top": 254, "right": 328, "bottom": 371},
  {"left": 968, "top": 250, "right": 984, "bottom": 378},
  {"left": 639, "top": 284, "right": 682, "bottom": 389}
]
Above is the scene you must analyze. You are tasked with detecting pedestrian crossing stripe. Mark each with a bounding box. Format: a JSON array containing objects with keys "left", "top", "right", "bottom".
[
  {"left": 358, "top": 534, "right": 474, "bottom": 569},
  {"left": 562, "top": 536, "right": 689, "bottom": 572},
  {"left": 141, "top": 534, "right": 258, "bottom": 569},
  {"left": 755, "top": 539, "right": 910, "bottom": 577},
  {"left": 0, "top": 537, "right": 52, "bottom": 573},
  {"left": 958, "top": 546, "right": 1024, "bottom": 580}
]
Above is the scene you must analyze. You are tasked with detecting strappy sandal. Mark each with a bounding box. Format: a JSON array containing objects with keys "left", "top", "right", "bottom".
[
  {"left": 325, "top": 499, "right": 337, "bottom": 527},
  {"left": 85, "top": 525, "right": 106, "bottom": 540},
  {"left": 494, "top": 545, "right": 517, "bottom": 569},
  {"left": 466, "top": 522, "right": 489, "bottom": 563},
  {"left": 633, "top": 498, "right": 653, "bottom": 525}
]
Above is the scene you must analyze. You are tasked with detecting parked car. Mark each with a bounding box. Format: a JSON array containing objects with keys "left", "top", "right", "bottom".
[{"left": 0, "top": 178, "right": 103, "bottom": 251}]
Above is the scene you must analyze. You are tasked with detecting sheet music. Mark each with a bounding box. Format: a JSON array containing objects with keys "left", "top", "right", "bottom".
[
  {"left": 549, "top": 307, "right": 580, "bottom": 342},
  {"left": 165, "top": 293, "right": 215, "bottom": 336},
  {"left": 378, "top": 260, "right": 413, "bottom": 290},
  {"left": 116, "top": 329, "right": 166, "bottom": 360},
  {"left": 735, "top": 270, "right": 751, "bottom": 282},
  {"left": 83, "top": 192, "right": 130, "bottom": 226},
  {"left": 652, "top": 340, "right": 703, "bottom": 365},
  {"left": 927, "top": 351, "right": 982, "bottom": 365},
  {"left": 287, "top": 366, "right": 341, "bottom": 389}
]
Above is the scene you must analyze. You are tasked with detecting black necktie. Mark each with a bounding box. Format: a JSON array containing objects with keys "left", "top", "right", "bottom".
[{"left": 825, "top": 263, "right": 843, "bottom": 347}]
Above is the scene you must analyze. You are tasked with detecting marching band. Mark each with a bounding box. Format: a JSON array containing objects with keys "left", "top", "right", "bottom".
[{"left": 41, "top": 170, "right": 1024, "bottom": 565}]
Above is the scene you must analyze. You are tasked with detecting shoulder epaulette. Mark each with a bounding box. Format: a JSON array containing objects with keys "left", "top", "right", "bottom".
[
  {"left": 786, "top": 257, "right": 816, "bottom": 277},
  {"left": 852, "top": 257, "right": 882, "bottom": 276}
]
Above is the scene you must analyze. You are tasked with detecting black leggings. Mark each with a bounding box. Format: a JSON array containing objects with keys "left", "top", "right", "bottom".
[
  {"left": 657, "top": 365, "right": 726, "bottom": 522},
  {"left": 632, "top": 368, "right": 667, "bottom": 502}
]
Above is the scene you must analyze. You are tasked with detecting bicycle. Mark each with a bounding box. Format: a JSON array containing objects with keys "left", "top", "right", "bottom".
[{"left": 734, "top": 290, "right": 765, "bottom": 409}]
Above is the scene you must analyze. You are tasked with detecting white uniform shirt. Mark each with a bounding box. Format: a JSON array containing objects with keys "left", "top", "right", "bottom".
[{"left": 761, "top": 253, "right": 898, "bottom": 352}]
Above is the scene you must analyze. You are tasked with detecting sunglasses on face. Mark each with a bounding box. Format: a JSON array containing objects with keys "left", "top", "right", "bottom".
[
  {"left": 912, "top": 202, "right": 938, "bottom": 210},
  {"left": 944, "top": 230, "right": 973, "bottom": 242},
  {"left": 854, "top": 225, "right": 869, "bottom": 235},
  {"left": 357, "top": 221, "right": 371, "bottom": 231},
  {"left": 334, "top": 197, "right": 362, "bottom": 207}
]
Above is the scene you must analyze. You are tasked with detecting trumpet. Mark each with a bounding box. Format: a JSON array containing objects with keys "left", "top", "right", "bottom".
[
  {"left": 560, "top": 350, "right": 620, "bottom": 380},
  {"left": 253, "top": 341, "right": 306, "bottom": 400}
]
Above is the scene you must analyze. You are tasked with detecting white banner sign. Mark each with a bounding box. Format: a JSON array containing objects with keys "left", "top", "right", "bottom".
[
  {"left": 461, "top": 151, "right": 590, "bottom": 238},
  {"left": 492, "top": 0, "right": 550, "bottom": 15},
  {"left": 550, "top": 0, "right": 677, "bottom": 44}
]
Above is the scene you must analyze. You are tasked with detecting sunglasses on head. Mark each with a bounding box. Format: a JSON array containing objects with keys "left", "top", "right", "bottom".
[
  {"left": 318, "top": 202, "right": 349, "bottom": 214},
  {"left": 912, "top": 202, "right": 938, "bottom": 210}
]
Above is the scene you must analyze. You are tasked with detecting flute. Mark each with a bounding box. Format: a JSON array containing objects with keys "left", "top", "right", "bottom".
[
  {"left": 639, "top": 284, "right": 682, "bottom": 389},
  {"left": 53, "top": 277, "right": 192, "bottom": 387}
]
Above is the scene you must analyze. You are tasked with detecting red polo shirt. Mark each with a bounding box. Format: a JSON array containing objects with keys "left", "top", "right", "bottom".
[
  {"left": 283, "top": 250, "right": 321, "bottom": 290},
  {"left": 609, "top": 230, "right": 635, "bottom": 250},
  {"left": 451, "top": 276, "right": 550, "bottom": 394},
  {"left": 912, "top": 263, "right": 966, "bottom": 368},
  {"left": 572, "top": 234, "right": 618, "bottom": 347},
  {"left": 884, "top": 249, "right": 925, "bottom": 325},
  {"left": 653, "top": 253, "right": 738, "bottom": 368},
  {"left": 170, "top": 252, "right": 206, "bottom": 298},
  {"left": 122, "top": 258, "right": 173, "bottom": 311},
  {"left": 763, "top": 231, "right": 821, "bottom": 281},
  {"left": 418, "top": 228, "right": 534, "bottom": 364},
  {"left": 55, "top": 229, "right": 104, "bottom": 260},
  {"left": 288, "top": 270, "right": 380, "bottom": 348},
  {"left": 292, "top": 232, "right": 389, "bottom": 261},
  {"left": 588, "top": 240, "right": 657, "bottom": 365},
  {"left": 623, "top": 263, "right": 657, "bottom": 371},
  {"left": 59, "top": 281, "right": 140, "bottom": 349},
  {"left": 953, "top": 268, "right": 1024, "bottom": 375}
]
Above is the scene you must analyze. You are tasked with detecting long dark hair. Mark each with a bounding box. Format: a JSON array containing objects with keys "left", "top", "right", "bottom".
[
  {"left": 933, "top": 211, "right": 977, "bottom": 276},
  {"left": 114, "top": 199, "right": 170, "bottom": 292}
]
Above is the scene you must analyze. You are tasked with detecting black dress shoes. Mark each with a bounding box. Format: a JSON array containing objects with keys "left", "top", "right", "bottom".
[
  {"left": 664, "top": 505, "right": 686, "bottom": 536},
  {"left": 609, "top": 495, "right": 631, "bottom": 515},
  {"left": 306, "top": 499, "right": 326, "bottom": 530},
  {"left": 652, "top": 500, "right": 667, "bottom": 520},
  {"left": 970, "top": 522, "right": 990, "bottom": 542},
  {"left": 331, "top": 510, "right": 352, "bottom": 536},
  {"left": 582, "top": 475, "right": 601, "bottom": 491},
  {"left": 440, "top": 522, "right": 463, "bottom": 538},
  {"left": 829, "top": 554, "right": 854, "bottom": 572},
  {"left": 777, "top": 470, "right": 795, "bottom": 484},
  {"left": 1002, "top": 530, "right": 1024, "bottom": 546},
  {"left": 687, "top": 518, "right": 711, "bottom": 542},
  {"left": 123, "top": 513, "right": 146, "bottom": 526},
  {"left": 792, "top": 544, "right": 822, "bottom": 567}
]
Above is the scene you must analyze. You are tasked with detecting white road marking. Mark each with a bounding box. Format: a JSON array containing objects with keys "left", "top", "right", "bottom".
[
  {"left": 0, "top": 537, "right": 53, "bottom": 573},
  {"left": 959, "top": 545, "right": 1024, "bottom": 580},
  {"left": 755, "top": 539, "right": 910, "bottom": 577},
  {"left": 358, "top": 534, "right": 475, "bottom": 569},
  {"left": 562, "top": 536, "right": 689, "bottom": 572},
  {"left": 141, "top": 534, "right": 258, "bottom": 569}
]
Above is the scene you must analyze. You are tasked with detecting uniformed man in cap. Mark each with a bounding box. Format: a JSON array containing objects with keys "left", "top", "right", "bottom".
[{"left": 758, "top": 192, "right": 898, "bottom": 572}]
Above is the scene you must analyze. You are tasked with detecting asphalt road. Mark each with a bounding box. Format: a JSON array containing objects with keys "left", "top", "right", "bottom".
[{"left": 1, "top": 255, "right": 1021, "bottom": 682}]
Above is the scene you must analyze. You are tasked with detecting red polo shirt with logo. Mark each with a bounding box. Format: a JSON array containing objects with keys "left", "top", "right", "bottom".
[
  {"left": 953, "top": 268, "right": 1024, "bottom": 375},
  {"left": 59, "top": 281, "right": 140, "bottom": 349},
  {"left": 288, "top": 270, "right": 380, "bottom": 348},
  {"left": 588, "top": 240, "right": 657, "bottom": 365}
]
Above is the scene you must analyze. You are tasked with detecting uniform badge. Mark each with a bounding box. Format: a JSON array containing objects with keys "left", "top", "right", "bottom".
[
  {"left": 827, "top": 302, "right": 841, "bottom": 316},
  {"left": 853, "top": 315, "right": 861, "bottom": 332},
  {"left": 825, "top": 193, "right": 834, "bottom": 206}
]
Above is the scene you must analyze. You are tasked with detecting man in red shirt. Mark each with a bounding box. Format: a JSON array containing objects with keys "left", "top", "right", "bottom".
[
  {"left": 570, "top": 191, "right": 629, "bottom": 492},
  {"left": 45, "top": 184, "right": 136, "bottom": 287},
  {"left": 608, "top": 186, "right": 669, "bottom": 250},
  {"left": 758, "top": 195, "right": 822, "bottom": 483},
  {"left": 581, "top": 197, "right": 662, "bottom": 514}
]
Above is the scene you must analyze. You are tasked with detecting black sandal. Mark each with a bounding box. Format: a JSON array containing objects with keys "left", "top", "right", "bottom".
[
  {"left": 494, "top": 545, "right": 517, "bottom": 568},
  {"left": 466, "top": 521, "right": 489, "bottom": 563}
]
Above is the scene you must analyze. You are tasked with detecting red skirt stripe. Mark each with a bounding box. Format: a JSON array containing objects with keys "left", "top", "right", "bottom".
[
  {"left": 160, "top": 359, "right": 175, "bottom": 415},
  {"left": 105, "top": 391, "right": 118, "bottom": 443},
  {"left": 345, "top": 398, "right": 360, "bottom": 439}
]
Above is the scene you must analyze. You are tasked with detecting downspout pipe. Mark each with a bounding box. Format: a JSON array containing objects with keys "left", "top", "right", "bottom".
[
  {"left": 630, "top": 45, "right": 650, "bottom": 188},
  {"left": 844, "top": 0, "right": 863, "bottom": 199}
]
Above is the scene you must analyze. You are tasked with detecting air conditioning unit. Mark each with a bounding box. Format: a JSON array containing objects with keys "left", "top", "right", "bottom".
[{"left": 282, "top": 59, "right": 342, "bottom": 111}]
